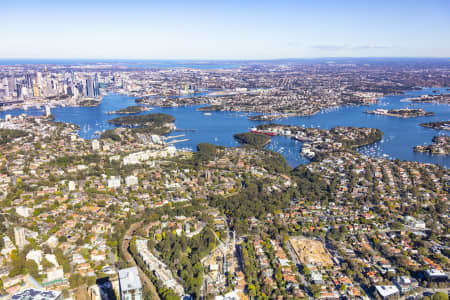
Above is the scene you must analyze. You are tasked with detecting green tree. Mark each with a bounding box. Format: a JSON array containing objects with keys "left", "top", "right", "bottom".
[
  {"left": 8, "top": 250, "right": 26, "bottom": 277},
  {"left": 41, "top": 256, "right": 55, "bottom": 270},
  {"left": 69, "top": 273, "right": 85, "bottom": 289},
  {"left": 25, "top": 259, "right": 39, "bottom": 278},
  {"left": 87, "top": 276, "right": 97, "bottom": 286},
  {"left": 248, "top": 284, "right": 257, "bottom": 297},
  {"left": 432, "top": 292, "right": 449, "bottom": 300}
]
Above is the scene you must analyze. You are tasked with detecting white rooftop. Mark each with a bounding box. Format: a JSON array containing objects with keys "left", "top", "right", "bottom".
[
  {"left": 425, "top": 269, "right": 447, "bottom": 277},
  {"left": 375, "top": 285, "right": 399, "bottom": 298},
  {"left": 119, "top": 266, "right": 142, "bottom": 291},
  {"left": 215, "top": 291, "right": 239, "bottom": 300}
]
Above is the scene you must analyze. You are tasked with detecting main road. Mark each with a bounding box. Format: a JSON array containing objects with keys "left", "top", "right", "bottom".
[{"left": 121, "top": 221, "right": 161, "bottom": 300}]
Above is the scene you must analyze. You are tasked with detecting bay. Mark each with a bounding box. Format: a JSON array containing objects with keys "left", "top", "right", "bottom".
[{"left": 1, "top": 87, "right": 449, "bottom": 168}]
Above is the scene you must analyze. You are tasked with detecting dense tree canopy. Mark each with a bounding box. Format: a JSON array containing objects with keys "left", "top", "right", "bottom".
[
  {"left": 234, "top": 132, "right": 271, "bottom": 148},
  {"left": 109, "top": 113, "right": 175, "bottom": 126},
  {"left": 156, "top": 228, "right": 216, "bottom": 299},
  {"left": 209, "top": 179, "right": 291, "bottom": 234},
  {"left": 100, "top": 129, "right": 121, "bottom": 141},
  {"left": 0, "top": 129, "right": 29, "bottom": 145},
  {"left": 194, "top": 143, "right": 219, "bottom": 163},
  {"left": 114, "top": 105, "right": 147, "bottom": 114}
]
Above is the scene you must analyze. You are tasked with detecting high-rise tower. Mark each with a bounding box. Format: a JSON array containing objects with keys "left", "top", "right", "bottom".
[
  {"left": 94, "top": 73, "right": 100, "bottom": 97},
  {"left": 26, "top": 74, "right": 33, "bottom": 88},
  {"left": 86, "top": 77, "right": 94, "bottom": 97}
]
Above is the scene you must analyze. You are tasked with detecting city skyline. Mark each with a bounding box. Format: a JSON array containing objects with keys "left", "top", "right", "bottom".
[{"left": 2, "top": 0, "right": 450, "bottom": 59}]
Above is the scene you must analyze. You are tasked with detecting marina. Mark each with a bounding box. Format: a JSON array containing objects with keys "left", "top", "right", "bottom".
[{"left": 0, "top": 87, "right": 449, "bottom": 168}]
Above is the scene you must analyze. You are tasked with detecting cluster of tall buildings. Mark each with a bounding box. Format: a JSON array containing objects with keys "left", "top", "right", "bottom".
[
  {"left": 0, "top": 70, "right": 102, "bottom": 101},
  {"left": 85, "top": 74, "right": 100, "bottom": 98}
]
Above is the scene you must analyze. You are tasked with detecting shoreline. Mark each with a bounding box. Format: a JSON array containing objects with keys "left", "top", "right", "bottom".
[
  {"left": 1, "top": 88, "right": 449, "bottom": 168},
  {"left": 0, "top": 96, "right": 104, "bottom": 112},
  {"left": 0, "top": 85, "right": 439, "bottom": 116},
  {"left": 365, "top": 108, "right": 435, "bottom": 118}
]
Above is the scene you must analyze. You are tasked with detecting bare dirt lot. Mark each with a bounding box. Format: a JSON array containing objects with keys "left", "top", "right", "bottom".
[{"left": 289, "top": 237, "right": 333, "bottom": 267}]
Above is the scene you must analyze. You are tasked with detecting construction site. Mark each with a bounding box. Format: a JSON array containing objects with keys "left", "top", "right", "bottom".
[{"left": 289, "top": 237, "right": 333, "bottom": 267}]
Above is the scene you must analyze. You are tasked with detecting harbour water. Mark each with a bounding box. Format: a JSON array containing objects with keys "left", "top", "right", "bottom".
[
  {"left": 1, "top": 87, "right": 449, "bottom": 168},
  {"left": 0, "top": 59, "right": 242, "bottom": 69}
]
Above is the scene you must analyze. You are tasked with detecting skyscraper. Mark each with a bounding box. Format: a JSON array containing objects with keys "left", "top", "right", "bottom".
[
  {"left": 67, "top": 85, "right": 73, "bottom": 97},
  {"left": 26, "top": 74, "right": 33, "bottom": 88},
  {"left": 8, "top": 77, "right": 15, "bottom": 96},
  {"left": 33, "top": 83, "right": 40, "bottom": 97},
  {"left": 16, "top": 83, "right": 22, "bottom": 98},
  {"left": 76, "top": 82, "right": 84, "bottom": 96},
  {"left": 36, "top": 72, "right": 42, "bottom": 88},
  {"left": 2, "top": 78, "right": 9, "bottom": 96},
  {"left": 86, "top": 77, "right": 94, "bottom": 97},
  {"left": 94, "top": 73, "right": 100, "bottom": 97}
]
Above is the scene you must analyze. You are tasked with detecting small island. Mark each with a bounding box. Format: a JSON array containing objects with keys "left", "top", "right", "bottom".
[
  {"left": 420, "top": 121, "right": 450, "bottom": 131},
  {"left": 248, "top": 114, "right": 279, "bottom": 121},
  {"left": 414, "top": 136, "right": 449, "bottom": 155},
  {"left": 79, "top": 99, "right": 101, "bottom": 107},
  {"left": 109, "top": 113, "right": 175, "bottom": 126},
  {"left": 233, "top": 132, "right": 271, "bottom": 148},
  {"left": 198, "top": 105, "right": 224, "bottom": 112},
  {"left": 365, "top": 108, "right": 434, "bottom": 118},
  {"left": 107, "top": 105, "right": 152, "bottom": 115},
  {"left": 108, "top": 113, "right": 176, "bottom": 135}
]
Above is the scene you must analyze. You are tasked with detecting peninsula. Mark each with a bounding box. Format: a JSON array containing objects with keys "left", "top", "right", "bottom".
[
  {"left": 248, "top": 114, "right": 279, "bottom": 121},
  {"left": 420, "top": 121, "right": 450, "bottom": 131},
  {"left": 414, "top": 136, "right": 450, "bottom": 155},
  {"left": 233, "top": 132, "right": 271, "bottom": 148},
  {"left": 254, "top": 123, "right": 383, "bottom": 160},
  {"left": 402, "top": 93, "right": 450, "bottom": 104},
  {"left": 365, "top": 108, "right": 434, "bottom": 118}
]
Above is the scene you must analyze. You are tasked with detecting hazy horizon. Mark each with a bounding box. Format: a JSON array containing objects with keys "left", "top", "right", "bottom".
[{"left": 0, "top": 57, "right": 449, "bottom": 62}]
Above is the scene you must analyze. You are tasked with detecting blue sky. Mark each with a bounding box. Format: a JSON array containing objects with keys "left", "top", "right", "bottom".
[{"left": 2, "top": 0, "right": 449, "bottom": 59}]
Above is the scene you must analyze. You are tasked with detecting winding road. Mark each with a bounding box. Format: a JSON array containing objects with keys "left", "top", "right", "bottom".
[{"left": 121, "top": 221, "right": 161, "bottom": 300}]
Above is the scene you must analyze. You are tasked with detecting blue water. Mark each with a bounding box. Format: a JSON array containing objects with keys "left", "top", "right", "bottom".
[
  {"left": 2, "top": 58, "right": 449, "bottom": 69},
  {"left": 0, "top": 59, "right": 242, "bottom": 69},
  {"left": 1, "top": 87, "right": 449, "bottom": 168}
]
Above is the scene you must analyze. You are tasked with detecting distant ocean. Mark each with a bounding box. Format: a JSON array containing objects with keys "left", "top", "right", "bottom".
[
  {"left": 2, "top": 57, "right": 449, "bottom": 69},
  {"left": 0, "top": 59, "right": 242, "bottom": 69}
]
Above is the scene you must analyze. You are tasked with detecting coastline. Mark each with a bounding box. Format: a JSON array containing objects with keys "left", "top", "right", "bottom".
[
  {"left": 365, "top": 108, "right": 434, "bottom": 118},
  {"left": 1, "top": 87, "right": 449, "bottom": 168},
  {"left": 0, "top": 96, "right": 104, "bottom": 112}
]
